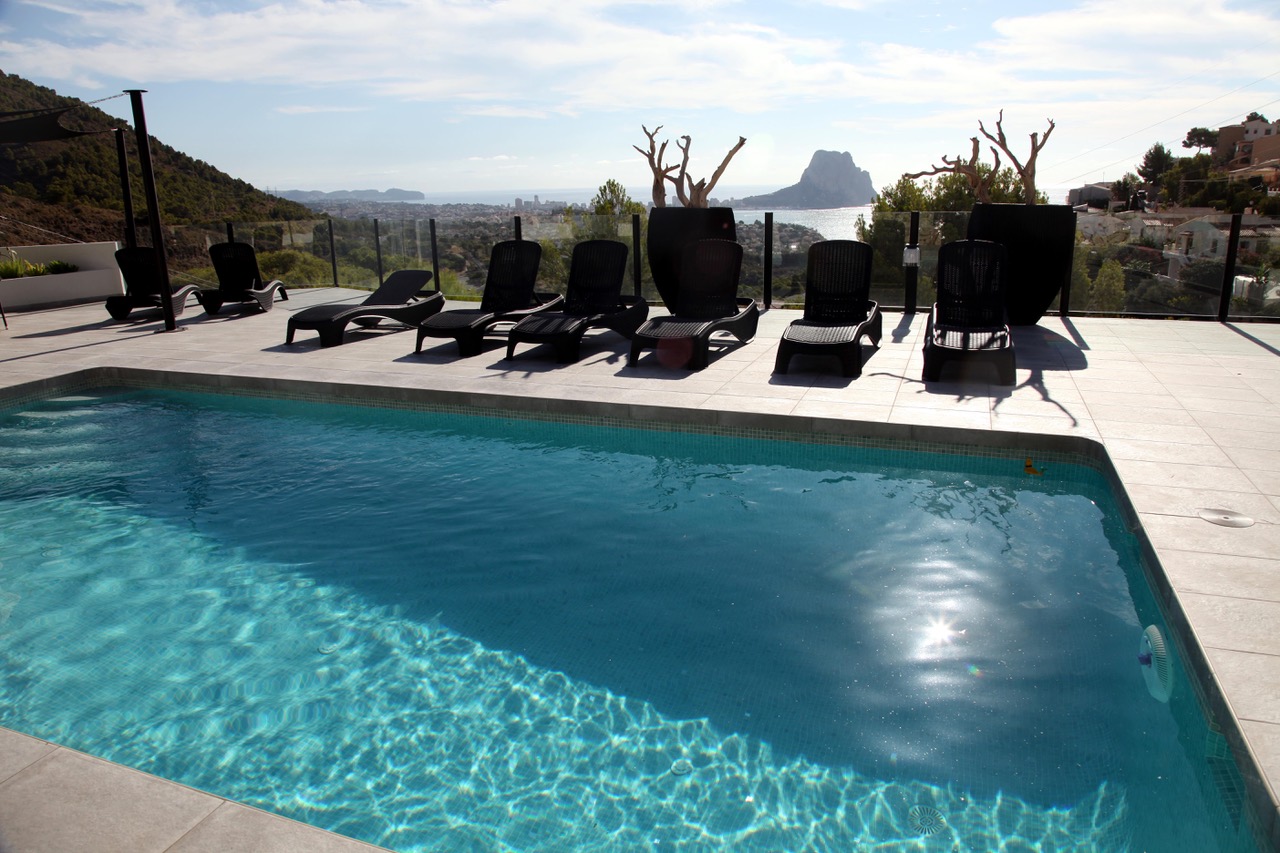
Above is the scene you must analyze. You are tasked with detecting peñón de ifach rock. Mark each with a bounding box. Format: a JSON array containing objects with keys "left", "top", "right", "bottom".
[{"left": 740, "top": 151, "right": 875, "bottom": 209}]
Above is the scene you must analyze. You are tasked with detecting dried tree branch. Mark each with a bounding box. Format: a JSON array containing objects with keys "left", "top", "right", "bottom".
[
  {"left": 978, "top": 109, "right": 1055, "bottom": 204},
  {"left": 632, "top": 124, "right": 678, "bottom": 207},
  {"left": 636, "top": 126, "right": 748, "bottom": 208},
  {"left": 906, "top": 137, "right": 1002, "bottom": 203}
]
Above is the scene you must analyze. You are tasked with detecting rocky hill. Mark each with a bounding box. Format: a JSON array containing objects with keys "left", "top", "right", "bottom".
[
  {"left": 0, "top": 71, "right": 312, "bottom": 246},
  {"left": 741, "top": 150, "right": 875, "bottom": 209}
]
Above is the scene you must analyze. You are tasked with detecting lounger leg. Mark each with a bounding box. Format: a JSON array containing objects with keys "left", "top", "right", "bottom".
[
  {"left": 285, "top": 322, "right": 297, "bottom": 344},
  {"left": 688, "top": 340, "right": 710, "bottom": 371},
  {"left": 554, "top": 335, "right": 582, "bottom": 363},
  {"left": 318, "top": 323, "right": 347, "bottom": 348},
  {"left": 922, "top": 346, "right": 941, "bottom": 382},
  {"left": 456, "top": 332, "right": 484, "bottom": 358},
  {"left": 998, "top": 353, "right": 1017, "bottom": 385},
  {"left": 773, "top": 344, "right": 791, "bottom": 374},
  {"left": 840, "top": 346, "right": 862, "bottom": 378},
  {"left": 627, "top": 340, "right": 643, "bottom": 367},
  {"left": 415, "top": 328, "right": 428, "bottom": 354}
]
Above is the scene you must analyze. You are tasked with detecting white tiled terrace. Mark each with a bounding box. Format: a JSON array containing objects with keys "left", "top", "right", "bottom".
[{"left": 1, "top": 289, "right": 1278, "bottom": 852}]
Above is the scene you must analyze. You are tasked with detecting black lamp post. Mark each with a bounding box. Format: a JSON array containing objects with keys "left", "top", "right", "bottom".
[{"left": 126, "top": 89, "right": 179, "bottom": 332}]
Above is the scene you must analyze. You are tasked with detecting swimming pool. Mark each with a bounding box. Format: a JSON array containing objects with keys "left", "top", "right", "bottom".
[{"left": 0, "top": 387, "right": 1261, "bottom": 851}]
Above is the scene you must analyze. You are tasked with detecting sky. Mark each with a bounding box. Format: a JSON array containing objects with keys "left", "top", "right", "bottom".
[{"left": 1, "top": 0, "right": 1278, "bottom": 203}]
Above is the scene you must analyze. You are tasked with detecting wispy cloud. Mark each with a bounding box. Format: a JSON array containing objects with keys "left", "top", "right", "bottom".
[{"left": 275, "top": 105, "right": 370, "bottom": 115}]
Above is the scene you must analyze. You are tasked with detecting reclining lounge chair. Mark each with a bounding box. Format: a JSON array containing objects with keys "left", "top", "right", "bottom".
[
  {"left": 205, "top": 241, "right": 289, "bottom": 314},
  {"left": 505, "top": 239, "right": 646, "bottom": 363},
  {"left": 628, "top": 238, "right": 757, "bottom": 371},
  {"left": 285, "top": 270, "right": 443, "bottom": 347},
  {"left": 922, "top": 239, "right": 1015, "bottom": 385},
  {"left": 415, "top": 240, "right": 558, "bottom": 357},
  {"left": 107, "top": 246, "right": 204, "bottom": 321},
  {"left": 774, "top": 239, "right": 881, "bottom": 377}
]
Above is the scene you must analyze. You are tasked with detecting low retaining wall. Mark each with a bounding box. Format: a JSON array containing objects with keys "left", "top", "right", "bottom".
[{"left": 1, "top": 242, "right": 124, "bottom": 310}]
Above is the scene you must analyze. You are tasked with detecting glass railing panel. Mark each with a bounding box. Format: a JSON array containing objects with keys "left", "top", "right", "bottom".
[{"left": 1225, "top": 214, "right": 1279, "bottom": 320}]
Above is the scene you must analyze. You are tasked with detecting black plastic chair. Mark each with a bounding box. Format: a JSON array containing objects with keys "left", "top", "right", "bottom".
[
  {"left": 628, "top": 239, "right": 758, "bottom": 371},
  {"left": 505, "top": 240, "right": 645, "bottom": 363},
  {"left": 205, "top": 241, "right": 289, "bottom": 314},
  {"left": 415, "top": 240, "right": 557, "bottom": 357},
  {"left": 922, "top": 239, "right": 1015, "bottom": 384},
  {"left": 106, "top": 246, "right": 204, "bottom": 321},
  {"left": 774, "top": 240, "right": 881, "bottom": 377},
  {"left": 285, "top": 270, "right": 443, "bottom": 347}
]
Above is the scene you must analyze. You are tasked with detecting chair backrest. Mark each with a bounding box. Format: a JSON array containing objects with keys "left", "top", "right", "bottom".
[
  {"left": 935, "top": 239, "right": 1008, "bottom": 328},
  {"left": 803, "top": 240, "right": 874, "bottom": 323},
  {"left": 479, "top": 240, "right": 542, "bottom": 314},
  {"left": 675, "top": 239, "right": 743, "bottom": 319},
  {"left": 114, "top": 246, "right": 163, "bottom": 298},
  {"left": 365, "top": 270, "right": 434, "bottom": 306},
  {"left": 208, "top": 241, "right": 265, "bottom": 295},
  {"left": 563, "top": 240, "right": 629, "bottom": 316}
]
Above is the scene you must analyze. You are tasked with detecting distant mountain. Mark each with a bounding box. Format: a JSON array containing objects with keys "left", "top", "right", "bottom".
[
  {"left": 278, "top": 188, "right": 425, "bottom": 202},
  {"left": 0, "top": 71, "right": 312, "bottom": 245},
  {"left": 740, "top": 151, "right": 875, "bottom": 209}
]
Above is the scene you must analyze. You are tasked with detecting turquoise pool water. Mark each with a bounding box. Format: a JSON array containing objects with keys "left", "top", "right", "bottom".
[{"left": 0, "top": 388, "right": 1260, "bottom": 851}]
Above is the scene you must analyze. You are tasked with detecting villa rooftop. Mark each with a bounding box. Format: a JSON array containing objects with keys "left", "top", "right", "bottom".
[{"left": 1, "top": 290, "right": 1278, "bottom": 852}]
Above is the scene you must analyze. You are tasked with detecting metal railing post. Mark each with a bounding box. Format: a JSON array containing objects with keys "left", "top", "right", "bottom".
[
  {"left": 763, "top": 212, "right": 774, "bottom": 309},
  {"left": 631, "top": 213, "right": 643, "bottom": 299},
  {"left": 225, "top": 222, "right": 234, "bottom": 242},
  {"left": 113, "top": 128, "right": 137, "bottom": 249},
  {"left": 125, "top": 89, "right": 177, "bottom": 332},
  {"left": 513, "top": 215, "right": 522, "bottom": 241},
  {"left": 327, "top": 220, "right": 339, "bottom": 287},
  {"left": 1217, "top": 213, "right": 1243, "bottom": 322},
  {"left": 373, "top": 218, "right": 384, "bottom": 285},
  {"left": 429, "top": 219, "right": 440, "bottom": 293},
  {"left": 904, "top": 211, "right": 920, "bottom": 314}
]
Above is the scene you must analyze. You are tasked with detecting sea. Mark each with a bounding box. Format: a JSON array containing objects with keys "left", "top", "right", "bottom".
[
  {"left": 409, "top": 184, "right": 1070, "bottom": 242},
  {"left": 410, "top": 186, "right": 875, "bottom": 241}
]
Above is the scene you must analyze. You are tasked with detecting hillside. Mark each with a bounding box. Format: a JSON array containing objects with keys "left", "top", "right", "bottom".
[{"left": 0, "top": 71, "right": 313, "bottom": 246}]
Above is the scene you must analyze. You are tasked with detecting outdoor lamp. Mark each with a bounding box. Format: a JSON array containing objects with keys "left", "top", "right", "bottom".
[{"left": 903, "top": 245, "right": 921, "bottom": 267}]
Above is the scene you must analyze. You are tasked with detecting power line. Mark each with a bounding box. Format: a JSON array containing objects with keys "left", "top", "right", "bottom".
[
  {"left": 1057, "top": 94, "right": 1280, "bottom": 186},
  {"left": 1048, "top": 71, "right": 1280, "bottom": 174}
]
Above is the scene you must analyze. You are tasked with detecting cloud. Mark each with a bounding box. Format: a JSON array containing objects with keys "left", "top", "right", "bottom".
[{"left": 275, "top": 105, "right": 370, "bottom": 115}]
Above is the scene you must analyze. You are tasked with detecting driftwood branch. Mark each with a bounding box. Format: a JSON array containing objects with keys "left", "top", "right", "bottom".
[
  {"left": 978, "top": 109, "right": 1055, "bottom": 205},
  {"left": 906, "top": 137, "right": 1002, "bottom": 203},
  {"left": 636, "top": 126, "right": 746, "bottom": 208},
  {"left": 694, "top": 135, "right": 747, "bottom": 207},
  {"left": 632, "top": 124, "right": 678, "bottom": 208}
]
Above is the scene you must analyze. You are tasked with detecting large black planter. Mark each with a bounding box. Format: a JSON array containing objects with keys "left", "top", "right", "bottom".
[
  {"left": 647, "top": 206, "right": 736, "bottom": 311},
  {"left": 966, "top": 203, "right": 1077, "bottom": 325}
]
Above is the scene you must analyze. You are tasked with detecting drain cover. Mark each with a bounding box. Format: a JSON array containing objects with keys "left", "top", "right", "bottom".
[
  {"left": 1197, "top": 508, "right": 1254, "bottom": 528},
  {"left": 908, "top": 804, "right": 946, "bottom": 835}
]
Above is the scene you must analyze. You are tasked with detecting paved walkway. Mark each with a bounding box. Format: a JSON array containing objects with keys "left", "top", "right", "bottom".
[{"left": 1, "top": 290, "right": 1277, "bottom": 851}]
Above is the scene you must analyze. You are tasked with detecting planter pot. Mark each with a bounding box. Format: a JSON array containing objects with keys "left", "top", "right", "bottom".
[
  {"left": 647, "top": 206, "right": 736, "bottom": 311},
  {"left": 966, "top": 203, "right": 1077, "bottom": 325}
]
